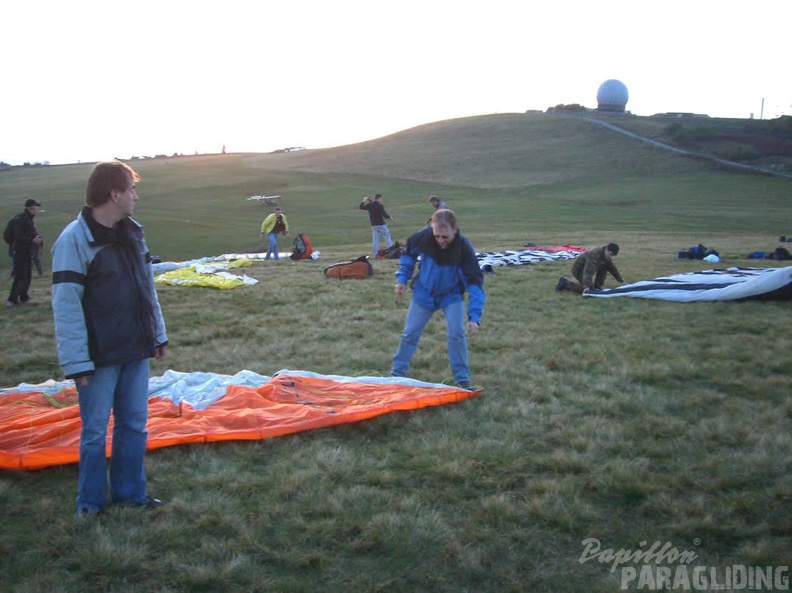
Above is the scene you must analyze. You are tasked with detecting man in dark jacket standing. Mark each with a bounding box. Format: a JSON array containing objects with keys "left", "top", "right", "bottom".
[
  {"left": 6, "top": 198, "right": 44, "bottom": 307},
  {"left": 360, "top": 193, "right": 393, "bottom": 257},
  {"left": 51, "top": 161, "right": 168, "bottom": 516},
  {"left": 556, "top": 243, "right": 624, "bottom": 294}
]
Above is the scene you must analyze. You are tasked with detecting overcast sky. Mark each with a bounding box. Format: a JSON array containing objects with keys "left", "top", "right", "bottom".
[{"left": 2, "top": 0, "right": 790, "bottom": 166}]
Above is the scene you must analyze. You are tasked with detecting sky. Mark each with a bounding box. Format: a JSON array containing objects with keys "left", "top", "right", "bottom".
[{"left": 2, "top": 0, "right": 790, "bottom": 166}]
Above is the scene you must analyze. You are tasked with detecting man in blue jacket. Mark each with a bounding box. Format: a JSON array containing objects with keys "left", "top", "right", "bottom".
[
  {"left": 391, "top": 209, "right": 485, "bottom": 389},
  {"left": 51, "top": 161, "right": 168, "bottom": 516}
]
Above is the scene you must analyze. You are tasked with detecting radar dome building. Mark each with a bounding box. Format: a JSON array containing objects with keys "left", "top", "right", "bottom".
[{"left": 597, "top": 79, "right": 629, "bottom": 112}]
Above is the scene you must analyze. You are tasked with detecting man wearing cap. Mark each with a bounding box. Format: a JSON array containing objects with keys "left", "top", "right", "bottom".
[
  {"left": 6, "top": 199, "right": 44, "bottom": 307},
  {"left": 556, "top": 243, "right": 625, "bottom": 294}
]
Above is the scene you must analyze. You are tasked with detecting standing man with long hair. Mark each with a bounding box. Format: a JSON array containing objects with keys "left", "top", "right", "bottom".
[{"left": 51, "top": 160, "right": 168, "bottom": 516}]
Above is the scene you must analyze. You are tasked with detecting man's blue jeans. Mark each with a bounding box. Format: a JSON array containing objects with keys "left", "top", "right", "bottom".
[
  {"left": 266, "top": 232, "right": 280, "bottom": 260},
  {"left": 371, "top": 225, "right": 392, "bottom": 257},
  {"left": 76, "top": 358, "right": 150, "bottom": 513},
  {"left": 391, "top": 298, "right": 469, "bottom": 384}
]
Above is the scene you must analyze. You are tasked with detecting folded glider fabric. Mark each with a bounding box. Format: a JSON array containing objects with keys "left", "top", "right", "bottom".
[
  {"left": 476, "top": 245, "right": 586, "bottom": 272},
  {"left": 0, "top": 370, "right": 482, "bottom": 470},
  {"left": 585, "top": 266, "right": 792, "bottom": 302},
  {"left": 152, "top": 252, "right": 303, "bottom": 276},
  {"left": 153, "top": 260, "right": 259, "bottom": 289}
]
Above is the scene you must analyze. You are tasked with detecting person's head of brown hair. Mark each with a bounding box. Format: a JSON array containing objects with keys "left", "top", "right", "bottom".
[{"left": 85, "top": 161, "right": 140, "bottom": 207}]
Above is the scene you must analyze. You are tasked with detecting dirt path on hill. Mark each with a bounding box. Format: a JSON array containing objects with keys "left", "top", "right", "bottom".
[{"left": 581, "top": 117, "right": 792, "bottom": 179}]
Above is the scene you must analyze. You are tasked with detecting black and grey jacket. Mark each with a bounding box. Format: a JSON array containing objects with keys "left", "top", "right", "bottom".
[{"left": 51, "top": 207, "right": 168, "bottom": 379}]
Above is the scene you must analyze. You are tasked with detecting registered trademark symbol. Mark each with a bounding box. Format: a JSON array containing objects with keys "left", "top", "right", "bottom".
[{"left": 693, "top": 538, "right": 701, "bottom": 546}]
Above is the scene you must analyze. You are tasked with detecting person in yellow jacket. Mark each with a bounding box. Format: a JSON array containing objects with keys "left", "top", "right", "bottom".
[{"left": 260, "top": 207, "right": 289, "bottom": 260}]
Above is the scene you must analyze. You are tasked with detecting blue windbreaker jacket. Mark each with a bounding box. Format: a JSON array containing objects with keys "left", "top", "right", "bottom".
[{"left": 395, "top": 226, "right": 485, "bottom": 323}]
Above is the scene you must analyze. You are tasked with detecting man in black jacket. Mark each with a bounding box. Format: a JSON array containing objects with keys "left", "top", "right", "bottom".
[
  {"left": 6, "top": 198, "right": 43, "bottom": 307},
  {"left": 360, "top": 193, "right": 394, "bottom": 257}
]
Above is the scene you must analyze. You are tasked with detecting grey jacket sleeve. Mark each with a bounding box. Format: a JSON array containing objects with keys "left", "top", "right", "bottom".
[{"left": 51, "top": 220, "right": 95, "bottom": 378}]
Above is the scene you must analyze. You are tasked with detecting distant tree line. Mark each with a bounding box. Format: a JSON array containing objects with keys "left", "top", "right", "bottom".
[
  {"left": 0, "top": 161, "right": 49, "bottom": 171},
  {"left": 545, "top": 103, "right": 588, "bottom": 113}
]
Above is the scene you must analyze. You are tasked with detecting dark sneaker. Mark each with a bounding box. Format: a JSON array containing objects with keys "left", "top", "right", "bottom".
[
  {"left": 120, "top": 495, "right": 163, "bottom": 508},
  {"left": 555, "top": 277, "right": 567, "bottom": 292},
  {"left": 134, "top": 496, "right": 163, "bottom": 508},
  {"left": 75, "top": 506, "right": 103, "bottom": 517},
  {"left": 455, "top": 381, "right": 471, "bottom": 389}
]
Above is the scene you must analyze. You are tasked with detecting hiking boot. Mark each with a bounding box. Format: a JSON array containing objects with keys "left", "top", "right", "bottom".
[{"left": 555, "top": 277, "right": 568, "bottom": 292}]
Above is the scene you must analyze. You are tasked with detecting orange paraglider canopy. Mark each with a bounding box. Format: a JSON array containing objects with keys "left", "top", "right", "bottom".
[{"left": 0, "top": 371, "right": 481, "bottom": 470}]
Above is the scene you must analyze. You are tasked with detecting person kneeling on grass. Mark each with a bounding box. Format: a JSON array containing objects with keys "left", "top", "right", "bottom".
[
  {"left": 556, "top": 242, "right": 625, "bottom": 294},
  {"left": 390, "top": 209, "right": 485, "bottom": 389}
]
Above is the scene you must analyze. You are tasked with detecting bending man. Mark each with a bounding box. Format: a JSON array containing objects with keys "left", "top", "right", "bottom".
[{"left": 391, "top": 209, "right": 485, "bottom": 389}]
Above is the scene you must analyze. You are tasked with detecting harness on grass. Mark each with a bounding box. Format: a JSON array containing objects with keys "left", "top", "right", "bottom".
[{"left": 323, "top": 255, "right": 373, "bottom": 279}]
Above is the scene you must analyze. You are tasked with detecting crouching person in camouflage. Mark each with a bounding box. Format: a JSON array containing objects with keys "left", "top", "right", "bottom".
[{"left": 556, "top": 242, "right": 624, "bottom": 294}]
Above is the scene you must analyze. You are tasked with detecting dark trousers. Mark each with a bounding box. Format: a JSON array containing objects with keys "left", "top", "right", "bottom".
[
  {"left": 562, "top": 279, "right": 585, "bottom": 294},
  {"left": 8, "top": 250, "right": 33, "bottom": 303},
  {"left": 33, "top": 251, "right": 42, "bottom": 276},
  {"left": 562, "top": 269, "right": 607, "bottom": 294}
]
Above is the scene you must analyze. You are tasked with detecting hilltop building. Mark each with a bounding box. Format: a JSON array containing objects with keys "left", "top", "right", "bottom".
[{"left": 597, "top": 79, "right": 629, "bottom": 112}]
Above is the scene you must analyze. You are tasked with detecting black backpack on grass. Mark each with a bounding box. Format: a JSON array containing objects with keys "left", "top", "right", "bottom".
[{"left": 381, "top": 241, "right": 404, "bottom": 259}]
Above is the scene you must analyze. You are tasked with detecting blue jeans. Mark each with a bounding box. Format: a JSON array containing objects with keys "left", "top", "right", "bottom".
[
  {"left": 391, "top": 298, "right": 469, "bottom": 384},
  {"left": 266, "top": 232, "right": 280, "bottom": 260},
  {"left": 76, "top": 358, "right": 150, "bottom": 513},
  {"left": 370, "top": 225, "right": 392, "bottom": 257}
]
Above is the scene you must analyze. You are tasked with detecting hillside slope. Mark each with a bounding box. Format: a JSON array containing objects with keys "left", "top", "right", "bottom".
[
  {"left": 244, "top": 112, "right": 710, "bottom": 189},
  {"left": 2, "top": 112, "right": 790, "bottom": 263}
]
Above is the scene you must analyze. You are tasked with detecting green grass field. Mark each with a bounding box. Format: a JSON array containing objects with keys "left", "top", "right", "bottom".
[{"left": 1, "top": 112, "right": 790, "bottom": 592}]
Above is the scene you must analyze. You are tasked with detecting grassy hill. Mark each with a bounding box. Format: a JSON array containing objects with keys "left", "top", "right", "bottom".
[
  {"left": 1, "top": 112, "right": 790, "bottom": 593},
  {"left": 250, "top": 112, "right": 707, "bottom": 188},
  {"left": 2, "top": 112, "right": 790, "bottom": 265}
]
